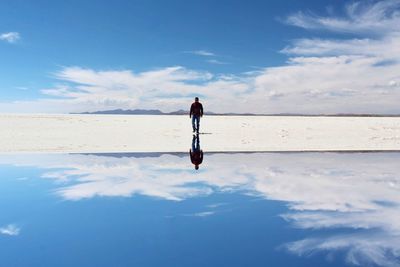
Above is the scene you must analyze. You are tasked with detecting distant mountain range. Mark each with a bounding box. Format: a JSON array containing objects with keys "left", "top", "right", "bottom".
[
  {"left": 75, "top": 109, "right": 259, "bottom": 116},
  {"left": 73, "top": 109, "right": 400, "bottom": 117}
]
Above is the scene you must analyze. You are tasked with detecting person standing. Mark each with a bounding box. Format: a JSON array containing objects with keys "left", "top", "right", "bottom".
[{"left": 189, "top": 97, "right": 203, "bottom": 134}]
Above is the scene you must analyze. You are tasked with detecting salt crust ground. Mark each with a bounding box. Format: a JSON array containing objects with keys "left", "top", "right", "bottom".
[{"left": 0, "top": 114, "right": 399, "bottom": 153}]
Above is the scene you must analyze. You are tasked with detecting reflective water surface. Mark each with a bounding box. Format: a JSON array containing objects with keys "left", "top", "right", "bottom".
[{"left": 1, "top": 152, "right": 400, "bottom": 267}]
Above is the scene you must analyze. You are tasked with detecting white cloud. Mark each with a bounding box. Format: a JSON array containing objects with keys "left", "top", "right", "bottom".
[
  {"left": 1, "top": 152, "right": 400, "bottom": 265},
  {"left": 206, "top": 59, "right": 229, "bottom": 65},
  {"left": 0, "top": 32, "right": 20, "bottom": 43},
  {"left": 1, "top": 1, "right": 400, "bottom": 114},
  {"left": 207, "top": 203, "right": 227, "bottom": 208},
  {"left": 188, "top": 211, "right": 215, "bottom": 217},
  {"left": 45, "top": 152, "right": 400, "bottom": 266},
  {"left": 1, "top": 152, "right": 399, "bottom": 212},
  {"left": 2, "top": 55, "right": 399, "bottom": 114},
  {"left": 286, "top": 233, "right": 400, "bottom": 267},
  {"left": 186, "top": 50, "right": 215, "bottom": 56},
  {"left": 0, "top": 224, "right": 20, "bottom": 236},
  {"left": 285, "top": 0, "right": 400, "bottom": 35},
  {"left": 281, "top": 33, "right": 400, "bottom": 61}
]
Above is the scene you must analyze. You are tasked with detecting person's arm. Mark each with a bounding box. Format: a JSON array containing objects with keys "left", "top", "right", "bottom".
[
  {"left": 189, "top": 104, "right": 193, "bottom": 118},
  {"left": 199, "top": 151, "right": 203, "bottom": 164},
  {"left": 200, "top": 103, "right": 204, "bottom": 117}
]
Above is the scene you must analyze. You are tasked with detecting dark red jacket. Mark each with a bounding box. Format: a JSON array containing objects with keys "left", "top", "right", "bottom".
[
  {"left": 190, "top": 102, "right": 203, "bottom": 117},
  {"left": 190, "top": 150, "right": 203, "bottom": 165}
]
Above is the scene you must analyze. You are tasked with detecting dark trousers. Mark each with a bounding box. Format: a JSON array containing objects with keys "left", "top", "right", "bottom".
[
  {"left": 192, "top": 135, "right": 200, "bottom": 151},
  {"left": 192, "top": 116, "right": 200, "bottom": 132}
]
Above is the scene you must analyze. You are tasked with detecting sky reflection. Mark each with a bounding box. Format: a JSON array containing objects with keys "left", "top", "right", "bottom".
[{"left": 0, "top": 152, "right": 399, "bottom": 266}]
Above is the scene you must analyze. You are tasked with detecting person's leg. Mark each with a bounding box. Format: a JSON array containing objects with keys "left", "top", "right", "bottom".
[
  {"left": 196, "top": 116, "right": 200, "bottom": 133},
  {"left": 196, "top": 135, "right": 200, "bottom": 150},
  {"left": 192, "top": 135, "right": 196, "bottom": 151},
  {"left": 192, "top": 116, "right": 196, "bottom": 132}
]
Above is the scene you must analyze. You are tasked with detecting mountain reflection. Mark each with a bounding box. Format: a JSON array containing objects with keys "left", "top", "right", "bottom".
[{"left": 1, "top": 152, "right": 400, "bottom": 266}]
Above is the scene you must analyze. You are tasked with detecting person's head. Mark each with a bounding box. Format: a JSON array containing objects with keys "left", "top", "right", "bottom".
[
  {"left": 195, "top": 97, "right": 199, "bottom": 102},
  {"left": 195, "top": 165, "right": 199, "bottom": 170}
]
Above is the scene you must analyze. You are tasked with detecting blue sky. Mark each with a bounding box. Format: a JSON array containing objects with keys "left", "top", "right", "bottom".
[{"left": 0, "top": 0, "right": 399, "bottom": 113}]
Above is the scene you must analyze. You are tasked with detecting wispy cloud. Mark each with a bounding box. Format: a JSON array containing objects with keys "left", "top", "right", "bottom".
[
  {"left": 186, "top": 50, "right": 215, "bottom": 56},
  {"left": 188, "top": 211, "right": 216, "bottom": 217},
  {"left": 285, "top": 233, "right": 400, "bottom": 267},
  {"left": 0, "top": 224, "right": 20, "bottom": 236},
  {"left": 285, "top": 0, "right": 400, "bottom": 35},
  {"left": 207, "top": 203, "right": 227, "bottom": 209},
  {"left": 206, "top": 59, "right": 229, "bottom": 65},
  {"left": 0, "top": 32, "right": 20, "bottom": 43}
]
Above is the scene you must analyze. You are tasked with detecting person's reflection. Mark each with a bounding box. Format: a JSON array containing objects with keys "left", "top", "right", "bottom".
[{"left": 190, "top": 134, "right": 203, "bottom": 170}]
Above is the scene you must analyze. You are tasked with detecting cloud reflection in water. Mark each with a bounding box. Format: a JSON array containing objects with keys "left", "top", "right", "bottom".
[{"left": 1, "top": 152, "right": 400, "bottom": 266}]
